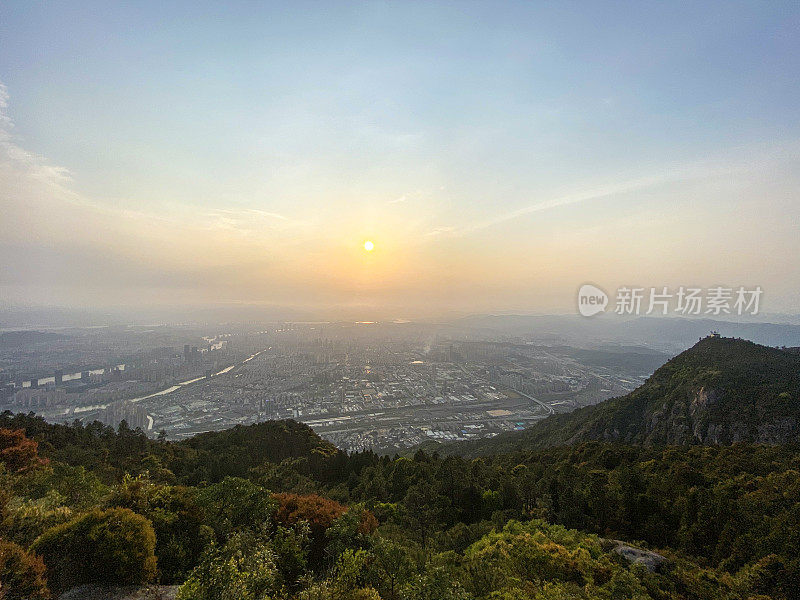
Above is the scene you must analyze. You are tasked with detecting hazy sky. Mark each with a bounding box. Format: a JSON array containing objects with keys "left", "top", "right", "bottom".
[{"left": 1, "top": 1, "right": 799, "bottom": 319}]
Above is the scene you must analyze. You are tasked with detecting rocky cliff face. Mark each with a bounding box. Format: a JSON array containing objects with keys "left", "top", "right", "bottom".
[
  {"left": 657, "top": 339, "right": 795, "bottom": 445},
  {"left": 646, "top": 385, "right": 798, "bottom": 445},
  {"left": 463, "top": 336, "right": 800, "bottom": 452}
]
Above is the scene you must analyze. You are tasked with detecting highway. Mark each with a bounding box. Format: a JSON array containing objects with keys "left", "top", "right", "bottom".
[{"left": 456, "top": 362, "right": 554, "bottom": 415}]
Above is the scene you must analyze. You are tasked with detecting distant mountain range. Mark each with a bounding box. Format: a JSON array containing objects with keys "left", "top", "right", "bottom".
[
  {"left": 442, "top": 336, "right": 800, "bottom": 456},
  {"left": 0, "top": 330, "right": 69, "bottom": 349},
  {"left": 455, "top": 314, "right": 800, "bottom": 351}
]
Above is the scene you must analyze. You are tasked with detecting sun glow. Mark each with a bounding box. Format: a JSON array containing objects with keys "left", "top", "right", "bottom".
[{"left": 363, "top": 240, "right": 374, "bottom": 251}]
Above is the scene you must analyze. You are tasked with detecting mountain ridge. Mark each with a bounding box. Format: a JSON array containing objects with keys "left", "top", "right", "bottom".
[{"left": 438, "top": 336, "right": 800, "bottom": 456}]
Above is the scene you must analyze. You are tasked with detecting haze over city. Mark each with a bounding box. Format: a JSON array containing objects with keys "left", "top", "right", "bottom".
[
  {"left": 2, "top": 2, "right": 800, "bottom": 322},
  {"left": 4, "top": 6, "right": 800, "bottom": 599}
]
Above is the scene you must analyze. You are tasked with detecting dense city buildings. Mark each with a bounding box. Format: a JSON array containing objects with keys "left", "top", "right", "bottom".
[{"left": 0, "top": 322, "right": 652, "bottom": 452}]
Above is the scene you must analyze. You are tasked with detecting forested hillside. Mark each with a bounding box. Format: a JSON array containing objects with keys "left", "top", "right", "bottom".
[
  {"left": 444, "top": 336, "right": 800, "bottom": 455},
  {"left": 2, "top": 409, "right": 799, "bottom": 599}
]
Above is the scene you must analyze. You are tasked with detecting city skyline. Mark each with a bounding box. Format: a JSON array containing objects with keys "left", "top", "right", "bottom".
[{"left": 1, "top": 1, "right": 799, "bottom": 320}]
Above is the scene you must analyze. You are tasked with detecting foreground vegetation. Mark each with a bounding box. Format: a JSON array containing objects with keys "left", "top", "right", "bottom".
[{"left": 1, "top": 410, "right": 798, "bottom": 599}]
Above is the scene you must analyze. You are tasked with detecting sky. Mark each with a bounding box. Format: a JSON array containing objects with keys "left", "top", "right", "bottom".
[{"left": 1, "top": 1, "right": 799, "bottom": 320}]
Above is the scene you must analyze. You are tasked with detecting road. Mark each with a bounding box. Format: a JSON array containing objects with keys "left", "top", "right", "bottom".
[
  {"left": 456, "top": 362, "right": 555, "bottom": 415},
  {"left": 66, "top": 348, "right": 270, "bottom": 416}
]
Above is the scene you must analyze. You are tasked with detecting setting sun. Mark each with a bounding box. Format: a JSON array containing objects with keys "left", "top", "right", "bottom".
[{"left": 363, "top": 240, "right": 374, "bottom": 252}]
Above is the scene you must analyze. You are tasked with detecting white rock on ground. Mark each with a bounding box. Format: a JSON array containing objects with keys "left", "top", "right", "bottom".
[{"left": 59, "top": 585, "right": 179, "bottom": 600}]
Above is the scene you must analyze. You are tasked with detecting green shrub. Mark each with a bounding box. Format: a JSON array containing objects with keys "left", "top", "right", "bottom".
[
  {"left": 0, "top": 538, "right": 50, "bottom": 600},
  {"left": 31, "top": 507, "right": 156, "bottom": 593},
  {"left": 107, "top": 475, "right": 214, "bottom": 583},
  {"left": 176, "top": 531, "right": 278, "bottom": 600},
  {"left": 195, "top": 477, "right": 275, "bottom": 541}
]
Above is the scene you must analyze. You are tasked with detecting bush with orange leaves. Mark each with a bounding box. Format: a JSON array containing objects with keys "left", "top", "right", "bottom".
[
  {"left": 0, "top": 429, "right": 48, "bottom": 474},
  {"left": 357, "top": 510, "right": 378, "bottom": 536},
  {"left": 0, "top": 538, "right": 51, "bottom": 600},
  {"left": 272, "top": 493, "right": 379, "bottom": 570},
  {"left": 273, "top": 493, "right": 347, "bottom": 536}
]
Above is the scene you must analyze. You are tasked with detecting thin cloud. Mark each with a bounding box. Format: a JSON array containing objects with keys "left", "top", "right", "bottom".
[
  {"left": 455, "top": 175, "right": 666, "bottom": 236},
  {"left": 426, "top": 226, "right": 456, "bottom": 237},
  {"left": 445, "top": 141, "right": 800, "bottom": 238},
  {"left": 207, "top": 208, "right": 290, "bottom": 221},
  {"left": 0, "top": 81, "right": 82, "bottom": 208},
  {"left": 0, "top": 80, "right": 307, "bottom": 241},
  {"left": 201, "top": 208, "right": 310, "bottom": 234}
]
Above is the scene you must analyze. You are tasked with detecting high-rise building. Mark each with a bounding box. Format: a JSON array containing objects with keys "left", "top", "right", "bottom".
[
  {"left": 500, "top": 372, "right": 524, "bottom": 391},
  {"left": 54, "top": 370, "right": 64, "bottom": 385},
  {"left": 0, "top": 373, "right": 13, "bottom": 403}
]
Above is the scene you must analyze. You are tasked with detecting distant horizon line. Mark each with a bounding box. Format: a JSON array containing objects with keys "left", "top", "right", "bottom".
[{"left": 3, "top": 306, "right": 800, "bottom": 330}]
